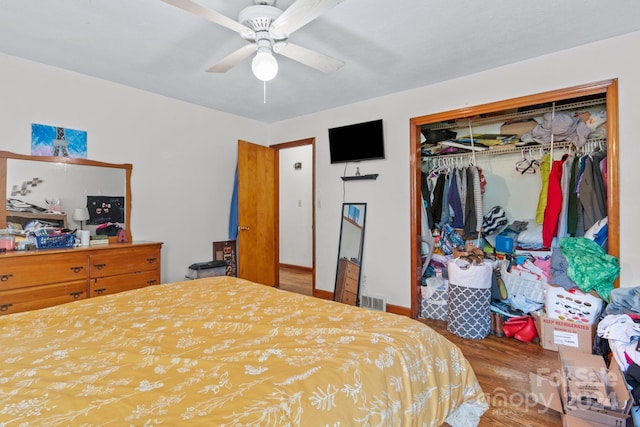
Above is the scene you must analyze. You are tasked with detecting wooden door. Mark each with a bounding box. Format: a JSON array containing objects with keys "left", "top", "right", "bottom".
[{"left": 237, "top": 140, "right": 278, "bottom": 286}]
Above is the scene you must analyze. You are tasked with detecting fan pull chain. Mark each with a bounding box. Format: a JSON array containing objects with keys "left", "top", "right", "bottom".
[{"left": 263, "top": 80, "right": 267, "bottom": 104}]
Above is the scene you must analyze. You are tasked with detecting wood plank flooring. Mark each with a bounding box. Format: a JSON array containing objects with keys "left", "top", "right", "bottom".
[
  {"left": 278, "top": 265, "right": 313, "bottom": 296},
  {"left": 277, "top": 266, "right": 562, "bottom": 426}
]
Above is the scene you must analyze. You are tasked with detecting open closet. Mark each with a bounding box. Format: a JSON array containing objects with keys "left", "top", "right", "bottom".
[{"left": 408, "top": 79, "right": 619, "bottom": 319}]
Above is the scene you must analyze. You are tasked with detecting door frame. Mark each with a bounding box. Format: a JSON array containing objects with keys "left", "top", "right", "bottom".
[
  {"left": 409, "top": 79, "right": 619, "bottom": 318},
  {"left": 270, "top": 137, "right": 316, "bottom": 294}
]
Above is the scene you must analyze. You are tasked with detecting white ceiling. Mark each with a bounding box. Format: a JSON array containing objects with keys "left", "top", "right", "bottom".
[{"left": 1, "top": 0, "right": 639, "bottom": 123}]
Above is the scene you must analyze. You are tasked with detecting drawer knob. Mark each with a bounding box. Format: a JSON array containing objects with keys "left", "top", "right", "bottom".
[
  {"left": 94, "top": 288, "right": 106, "bottom": 295},
  {"left": 94, "top": 263, "right": 106, "bottom": 270},
  {"left": 70, "top": 266, "right": 84, "bottom": 273},
  {"left": 0, "top": 303, "right": 13, "bottom": 311},
  {"left": 146, "top": 257, "right": 157, "bottom": 264},
  {"left": 70, "top": 291, "right": 84, "bottom": 299},
  {"left": 146, "top": 280, "right": 157, "bottom": 285},
  {"left": 0, "top": 274, "right": 13, "bottom": 282}
]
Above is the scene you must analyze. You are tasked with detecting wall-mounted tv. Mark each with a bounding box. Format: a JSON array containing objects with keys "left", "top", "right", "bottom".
[{"left": 328, "top": 119, "right": 385, "bottom": 164}]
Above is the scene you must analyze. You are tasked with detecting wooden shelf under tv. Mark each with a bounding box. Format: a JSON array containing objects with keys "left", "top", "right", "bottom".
[{"left": 341, "top": 174, "right": 379, "bottom": 181}]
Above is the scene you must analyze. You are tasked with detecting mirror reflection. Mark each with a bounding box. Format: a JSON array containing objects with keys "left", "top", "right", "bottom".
[
  {"left": 1, "top": 152, "right": 131, "bottom": 237},
  {"left": 334, "top": 203, "right": 366, "bottom": 305}
]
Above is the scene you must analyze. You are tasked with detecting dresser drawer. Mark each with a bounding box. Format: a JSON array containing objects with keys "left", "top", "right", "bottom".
[
  {"left": 0, "top": 253, "right": 88, "bottom": 291},
  {"left": 343, "top": 277, "right": 359, "bottom": 294},
  {"left": 128, "top": 246, "right": 161, "bottom": 272},
  {"left": 344, "top": 262, "right": 359, "bottom": 282},
  {"left": 90, "top": 246, "right": 161, "bottom": 278},
  {"left": 0, "top": 280, "right": 87, "bottom": 315},
  {"left": 341, "top": 290, "right": 358, "bottom": 306},
  {"left": 90, "top": 270, "right": 159, "bottom": 297}
]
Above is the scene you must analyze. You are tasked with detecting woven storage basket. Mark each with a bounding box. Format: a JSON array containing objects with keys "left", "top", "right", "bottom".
[
  {"left": 420, "top": 283, "right": 448, "bottom": 321},
  {"left": 447, "top": 260, "right": 492, "bottom": 339}
]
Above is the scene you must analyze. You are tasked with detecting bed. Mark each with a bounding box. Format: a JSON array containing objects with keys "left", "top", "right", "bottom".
[{"left": 0, "top": 276, "right": 487, "bottom": 426}]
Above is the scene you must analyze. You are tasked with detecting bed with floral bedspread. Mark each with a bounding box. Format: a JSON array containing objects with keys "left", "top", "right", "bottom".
[{"left": 0, "top": 276, "right": 487, "bottom": 426}]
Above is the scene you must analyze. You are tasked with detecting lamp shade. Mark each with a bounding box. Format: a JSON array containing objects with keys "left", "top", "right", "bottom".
[
  {"left": 73, "top": 207, "right": 90, "bottom": 222},
  {"left": 251, "top": 50, "right": 278, "bottom": 82}
]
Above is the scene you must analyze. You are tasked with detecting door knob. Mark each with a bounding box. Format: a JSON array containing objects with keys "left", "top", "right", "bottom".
[{"left": 238, "top": 226, "right": 250, "bottom": 231}]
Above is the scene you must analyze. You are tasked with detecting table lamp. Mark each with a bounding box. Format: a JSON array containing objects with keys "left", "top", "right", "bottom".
[{"left": 73, "top": 207, "right": 90, "bottom": 230}]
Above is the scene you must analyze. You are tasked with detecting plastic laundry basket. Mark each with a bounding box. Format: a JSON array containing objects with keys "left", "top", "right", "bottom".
[{"left": 447, "top": 259, "right": 492, "bottom": 339}]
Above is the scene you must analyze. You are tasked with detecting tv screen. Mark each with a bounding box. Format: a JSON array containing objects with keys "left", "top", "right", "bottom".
[{"left": 328, "top": 119, "right": 385, "bottom": 164}]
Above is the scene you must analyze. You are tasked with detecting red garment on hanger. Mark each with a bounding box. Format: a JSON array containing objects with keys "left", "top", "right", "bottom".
[{"left": 542, "top": 156, "right": 567, "bottom": 247}]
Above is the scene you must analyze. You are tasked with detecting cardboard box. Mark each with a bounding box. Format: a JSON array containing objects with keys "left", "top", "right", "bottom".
[
  {"left": 533, "top": 311, "right": 597, "bottom": 353},
  {"left": 530, "top": 346, "right": 632, "bottom": 427}
]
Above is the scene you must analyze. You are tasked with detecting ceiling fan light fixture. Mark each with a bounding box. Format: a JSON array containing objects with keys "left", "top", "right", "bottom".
[{"left": 252, "top": 49, "right": 278, "bottom": 81}]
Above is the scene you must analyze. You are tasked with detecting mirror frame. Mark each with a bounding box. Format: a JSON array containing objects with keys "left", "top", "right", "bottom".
[
  {"left": 0, "top": 151, "right": 133, "bottom": 242},
  {"left": 334, "top": 202, "right": 367, "bottom": 305}
]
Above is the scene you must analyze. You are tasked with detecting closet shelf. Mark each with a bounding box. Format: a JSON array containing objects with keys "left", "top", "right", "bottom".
[
  {"left": 422, "top": 138, "right": 606, "bottom": 166},
  {"left": 424, "top": 98, "right": 606, "bottom": 131}
]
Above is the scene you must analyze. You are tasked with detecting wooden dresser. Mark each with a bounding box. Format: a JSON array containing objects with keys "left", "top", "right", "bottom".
[
  {"left": 335, "top": 258, "right": 360, "bottom": 305},
  {"left": 0, "top": 241, "right": 162, "bottom": 315}
]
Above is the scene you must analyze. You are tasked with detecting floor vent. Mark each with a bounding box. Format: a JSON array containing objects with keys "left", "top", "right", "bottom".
[{"left": 360, "top": 295, "right": 386, "bottom": 312}]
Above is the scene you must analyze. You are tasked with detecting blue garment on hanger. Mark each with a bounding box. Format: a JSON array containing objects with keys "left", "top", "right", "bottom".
[{"left": 228, "top": 166, "right": 238, "bottom": 240}]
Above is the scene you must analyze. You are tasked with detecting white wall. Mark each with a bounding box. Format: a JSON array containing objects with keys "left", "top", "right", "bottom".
[
  {"left": 269, "top": 31, "right": 640, "bottom": 308},
  {"left": 3, "top": 30, "right": 640, "bottom": 310},
  {"left": 279, "top": 145, "right": 312, "bottom": 267},
  {"left": 0, "top": 52, "right": 267, "bottom": 283}
]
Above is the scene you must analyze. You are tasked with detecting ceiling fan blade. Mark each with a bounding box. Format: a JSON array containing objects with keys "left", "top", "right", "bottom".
[
  {"left": 206, "top": 44, "right": 257, "bottom": 73},
  {"left": 160, "top": 0, "right": 254, "bottom": 38},
  {"left": 276, "top": 42, "right": 344, "bottom": 73},
  {"left": 270, "top": 0, "right": 346, "bottom": 38}
]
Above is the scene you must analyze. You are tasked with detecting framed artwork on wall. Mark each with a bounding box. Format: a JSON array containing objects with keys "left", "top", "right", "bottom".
[{"left": 31, "top": 123, "right": 87, "bottom": 158}]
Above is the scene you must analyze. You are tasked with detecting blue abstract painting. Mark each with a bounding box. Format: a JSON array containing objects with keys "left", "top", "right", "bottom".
[{"left": 31, "top": 123, "right": 87, "bottom": 158}]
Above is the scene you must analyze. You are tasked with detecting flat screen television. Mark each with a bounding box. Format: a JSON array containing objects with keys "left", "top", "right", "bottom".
[{"left": 328, "top": 119, "right": 385, "bottom": 164}]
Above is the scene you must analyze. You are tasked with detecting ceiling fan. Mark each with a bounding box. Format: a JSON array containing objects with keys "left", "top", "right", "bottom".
[{"left": 160, "top": 0, "right": 346, "bottom": 81}]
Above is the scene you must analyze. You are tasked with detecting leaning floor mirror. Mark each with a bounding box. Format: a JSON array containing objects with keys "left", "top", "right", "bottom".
[{"left": 334, "top": 203, "right": 367, "bottom": 306}]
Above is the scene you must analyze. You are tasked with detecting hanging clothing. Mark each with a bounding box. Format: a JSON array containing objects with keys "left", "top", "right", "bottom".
[
  {"left": 448, "top": 171, "right": 464, "bottom": 228},
  {"left": 421, "top": 172, "right": 435, "bottom": 230},
  {"left": 439, "top": 172, "right": 451, "bottom": 226},
  {"left": 430, "top": 173, "right": 447, "bottom": 225},
  {"left": 578, "top": 156, "right": 607, "bottom": 230},
  {"left": 472, "top": 166, "right": 483, "bottom": 233},
  {"left": 535, "top": 153, "right": 551, "bottom": 225},
  {"left": 557, "top": 154, "right": 574, "bottom": 239},
  {"left": 228, "top": 166, "right": 239, "bottom": 240},
  {"left": 457, "top": 167, "right": 467, "bottom": 219},
  {"left": 542, "top": 156, "right": 566, "bottom": 247},
  {"left": 591, "top": 150, "right": 608, "bottom": 220},
  {"left": 463, "top": 167, "right": 477, "bottom": 235},
  {"left": 566, "top": 156, "right": 580, "bottom": 235}
]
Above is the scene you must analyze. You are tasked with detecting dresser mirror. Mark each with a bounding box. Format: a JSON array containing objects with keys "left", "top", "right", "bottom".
[
  {"left": 0, "top": 151, "right": 132, "bottom": 240},
  {"left": 334, "top": 203, "right": 366, "bottom": 305}
]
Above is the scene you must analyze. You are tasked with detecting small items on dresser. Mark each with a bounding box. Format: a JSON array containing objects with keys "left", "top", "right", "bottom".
[{"left": 90, "top": 235, "right": 109, "bottom": 246}]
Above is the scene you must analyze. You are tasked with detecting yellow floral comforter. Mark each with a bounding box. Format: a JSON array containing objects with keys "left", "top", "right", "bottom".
[{"left": 0, "top": 277, "right": 487, "bottom": 426}]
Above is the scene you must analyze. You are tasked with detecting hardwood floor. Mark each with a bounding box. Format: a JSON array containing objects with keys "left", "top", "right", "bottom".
[
  {"left": 421, "top": 318, "right": 562, "bottom": 426},
  {"left": 278, "top": 265, "right": 313, "bottom": 296},
  {"left": 277, "top": 266, "right": 563, "bottom": 426}
]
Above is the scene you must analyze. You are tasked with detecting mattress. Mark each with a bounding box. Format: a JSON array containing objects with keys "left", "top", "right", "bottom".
[{"left": 0, "top": 276, "right": 487, "bottom": 425}]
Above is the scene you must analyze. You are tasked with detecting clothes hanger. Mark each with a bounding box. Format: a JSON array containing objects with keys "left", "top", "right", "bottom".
[{"left": 515, "top": 149, "right": 539, "bottom": 174}]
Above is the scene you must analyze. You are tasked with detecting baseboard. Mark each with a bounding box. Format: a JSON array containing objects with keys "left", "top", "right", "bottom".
[
  {"left": 313, "top": 289, "right": 411, "bottom": 317},
  {"left": 280, "top": 263, "right": 313, "bottom": 273},
  {"left": 314, "top": 289, "right": 334, "bottom": 300}
]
